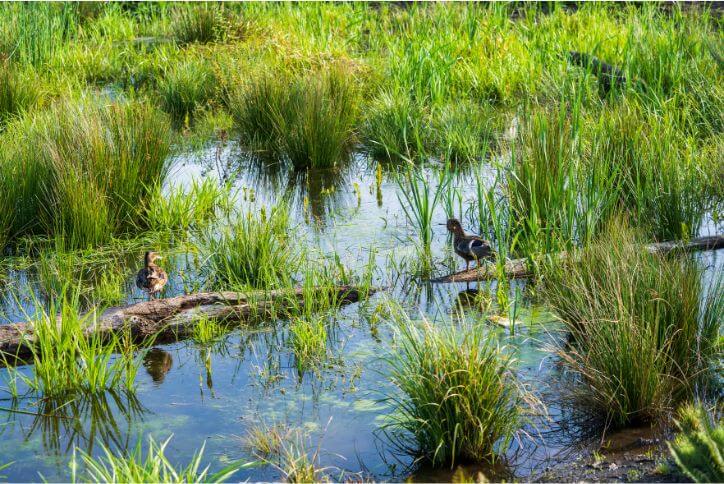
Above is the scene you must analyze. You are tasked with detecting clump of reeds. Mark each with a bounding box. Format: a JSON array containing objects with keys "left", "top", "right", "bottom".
[
  {"left": 0, "top": 63, "right": 39, "bottom": 126},
  {"left": 364, "top": 90, "right": 428, "bottom": 163},
  {"left": 541, "top": 219, "right": 722, "bottom": 428},
  {"left": 143, "top": 179, "right": 232, "bottom": 234},
  {"left": 433, "top": 100, "right": 495, "bottom": 163},
  {"left": 245, "top": 424, "right": 326, "bottom": 483},
  {"left": 72, "top": 435, "right": 246, "bottom": 483},
  {"left": 192, "top": 315, "right": 228, "bottom": 346},
  {"left": 229, "top": 66, "right": 358, "bottom": 169},
  {"left": 667, "top": 403, "right": 724, "bottom": 483},
  {"left": 158, "top": 59, "right": 217, "bottom": 124},
  {"left": 289, "top": 313, "right": 329, "bottom": 377},
  {"left": 172, "top": 3, "right": 223, "bottom": 44},
  {"left": 508, "top": 104, "right": 577, "bottom": 256},
  {"left": 0, "top": 97, "right": 171, "bottom": 248},
  {"left": 200, "top": 204, "right": 298, "bottom": 290},
  {"left": 382, "top": 308, "right": 521, "bottom": 467},
  {"left": 3, "top": 289, "right": 138, "bottom": 398}
]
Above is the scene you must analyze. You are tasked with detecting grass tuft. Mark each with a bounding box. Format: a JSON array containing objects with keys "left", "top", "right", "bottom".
[
  {"left": 383, "top": 307, "right": 521, "bottom": 467},
  {"left": 72, "top": 435, "right": 247, "bottom": 483},
  {"left": 542, "top": 220, "right": 722, "bottom": 428},
  {"left": 667, "top": 403, "right": 724, "bottom": 483}
]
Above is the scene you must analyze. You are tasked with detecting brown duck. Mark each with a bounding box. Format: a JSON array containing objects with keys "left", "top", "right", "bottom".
[
  {"left": 136, "top": 251, "right": 168, "bottom": 300},
  {"left": 443, "top": 218, "right": 495, "bottom": 271}
]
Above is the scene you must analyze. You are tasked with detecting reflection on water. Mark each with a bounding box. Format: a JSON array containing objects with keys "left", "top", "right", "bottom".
[
  {"left": 143, "top": 348, "right": 174, "bottom": 385},
  {"left": 0, "top": 143, "right": 721, "bottom": 481}
]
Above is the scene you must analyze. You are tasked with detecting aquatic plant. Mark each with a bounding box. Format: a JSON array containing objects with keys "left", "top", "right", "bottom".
[
  {"left": 396, "top": 167, "right": 448, "bottom": 251},
  {"left": 201, "top": 204, "right": 298, "bottom": 290},
  {"left": 172, "top": 3, "right": 222, "bottom": 44},
  {"left": 0, "top": 98, "right": 172, "bottom": 248},
  {"left": 229, "top": 67, "right": 358, "bottom": 169},
  {"left": 541, "top": 220, "right": 722, "bottom": 428},
  {"left": 71, "top": 435, "right": 248, "bottom": 483},
  {"left": 191, "top": 315, "right": 228, "bottom": 346},
  {"left": 158, "top": 59, "right": 217, "bottom": 124},
  {"left": 364, "top": 90, "right": 428, "bottom": 163},
  {"left": 246, "top": 424, "right": 326, "bottom": 483},
  {"left": 3, "top": 289, "right": 139, "bottom": 398},
  {"left": 668, "top": 403, "right": 724, "bottom": 483},
  {"left": 0, "top": 63, "right": 39, "bottom": 127},
  {"left": 288, "top": 313, "right": 329, "bottom": 376},
  {"left": 433, "top": 100, "right": 495, "bottom": 163},
  {"left": 383, "top": 309, "right": 521, "bottom": 467},
  {"left": 143, "top": 179, "right": 232, "bottom": 234}
]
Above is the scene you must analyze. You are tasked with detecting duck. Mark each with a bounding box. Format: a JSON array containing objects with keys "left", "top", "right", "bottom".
[
  {"left": 442, "top": 218, "right": 495, "bottom": 271},
  {"left": 136, "top": 251, "right": 168, "bottom": 300}
]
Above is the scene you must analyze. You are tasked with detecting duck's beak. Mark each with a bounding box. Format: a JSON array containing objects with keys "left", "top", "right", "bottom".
[{"left": 437, "top": 223, "right": 447, "bottom": 226}]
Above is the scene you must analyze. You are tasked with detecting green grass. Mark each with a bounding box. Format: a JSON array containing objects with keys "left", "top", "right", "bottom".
[
  {"left": 0, "top": 63, "right": 39, "bottom": 127},
  {"left": 172, "top": 3, "right": 223, "bottom": 45},
  {"left": 143, "top": 179, "right": 232, "bottom": 234},
  {"left": 0, "top": 98, "right": 172, "bottom": 249},
  {"left": 191, "top": 315, "right": 228, "bottom": 346},
  {"left": 668, "top": 403, "right": 724, "bottom": 483},
  {"left": 541, "top": 220, "right": 722, "bottom": 428},
  {"left": 200, "top": 204, "right": 298, "bottom": 290},
  {"left": 2, "top": 289, "right": 138, "bottom": 399},
  {"left": 382, "top": 307, "right": 521, "bottom": 467},
  {"left": 364, "top": 90, "right": 428, "bottom": 163},
  {"left": 158, "top": 59, "right": 217, "bottom": 124},
  {"left": 72, "top": 435, "right": 248, "bottom": 483},
  {"left": 229, "top": 66, "right": 359, "bottom": 169},
  {"left": 289, "top": 313, "right": 329, "bottom": 377}
]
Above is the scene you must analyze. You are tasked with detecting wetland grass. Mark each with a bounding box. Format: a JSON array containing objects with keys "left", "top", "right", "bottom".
[
  {"left": 2, "top": 290, "right": 139, "bottom": 398},
  {"left": 143, "top": 179, "right": 231, "bottom": 234},
  {"left": 229, "top": 67, "right": 359, "bottom": 169},
  {"left": 201, "top": 204, "right": 297, "bottom": 290},
  {"left": 364, "top": 90, "right": 429, "bottom": 163},
  {"left": 541, "top": 221, "right": 722, "bottom": 428},
  {"left": 289, "top": 313, "right": 329, "bottom": 377},
  {"left": 158, "top": 59, "right": 218, "bottom": 124},
  {"left": 0, "top": 98, "right": 172, "bottom": 248},
  {"left": 72, "top": 435, "right": 247, "bottom": 483},
  {"left": 383, "top": 310, "right": 521, "bottom": 467},
  {"left": 172, "top": 3, "right": 223, "bottom": 45},
  {"left": 668, "top": 403, "right": 724, "bottom": 483}
]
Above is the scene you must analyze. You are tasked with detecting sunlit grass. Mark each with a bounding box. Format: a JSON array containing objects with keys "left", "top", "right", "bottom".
[
  {"left": 382, "top": 306, "right": 521, "bottom": 467},
  {"left": 72, "top": 435, "right": 249, "bottom": 483},
  {"left": 541, "top": 220, "right": 722, "bottom": 428},
  {"left": 2, "top": 289, "right": 139, "bottom": 398}
]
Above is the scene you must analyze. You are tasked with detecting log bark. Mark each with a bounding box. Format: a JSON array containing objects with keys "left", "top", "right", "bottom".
[
  {"left": 0, "top": 286, "right": 370, "bottom": 358},
  {"left": 432, "top": 234, "right": 724, "bottom": 283}
]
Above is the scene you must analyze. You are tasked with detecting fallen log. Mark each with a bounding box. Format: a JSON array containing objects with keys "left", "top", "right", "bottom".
[
  {"left": 432, "top": 234, "right": 724, "bottom": 283},
  {"left": 567, "top": 51, "right": 628, "bottom": 95},
  {"left": 0, "top": 286, "right": 370, "bottom": 358}
]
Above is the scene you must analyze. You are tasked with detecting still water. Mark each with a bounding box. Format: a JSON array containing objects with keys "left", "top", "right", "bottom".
[{"left": 0, "top": 143, "right": 721, "bottom": 481}]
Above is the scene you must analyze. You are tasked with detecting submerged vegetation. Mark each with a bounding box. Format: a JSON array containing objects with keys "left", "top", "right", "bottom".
[{"left": 0, "top": 2, "right": 721, "bottom": 482}]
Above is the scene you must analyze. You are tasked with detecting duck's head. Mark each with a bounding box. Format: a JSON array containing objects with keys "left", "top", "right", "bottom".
[
  {"left": 144, "top": 251, "right": 162, "bottom": 266},
  {"left": 443, "top": 218, "right": 464, "bottom": 236}
]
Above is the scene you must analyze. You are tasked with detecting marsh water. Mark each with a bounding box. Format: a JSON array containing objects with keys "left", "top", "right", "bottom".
[{"left": 1, "top": 143, "right": 721, "bottom": 481}]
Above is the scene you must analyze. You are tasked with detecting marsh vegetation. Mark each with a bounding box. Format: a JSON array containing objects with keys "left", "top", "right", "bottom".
[{"left": 0, "top": 2, "right": 721, "bottom": 482}]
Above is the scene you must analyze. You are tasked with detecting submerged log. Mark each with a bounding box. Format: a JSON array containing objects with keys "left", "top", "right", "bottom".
[
  {"left": 432, "top": 234, "right": 724, "bottom": 283},
  {"left": 0, "top": 286, "right": 370, "bottom": 358},
  {"left": 568, "top": 51, "right": 627, "bottom": 95}
]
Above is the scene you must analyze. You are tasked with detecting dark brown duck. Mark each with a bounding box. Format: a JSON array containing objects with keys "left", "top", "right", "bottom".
[{"left": 443, "top": 218, "right": 495, "bottom": 271}]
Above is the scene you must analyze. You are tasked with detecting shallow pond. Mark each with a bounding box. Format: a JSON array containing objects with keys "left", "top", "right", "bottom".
[{"left": 1, "top": 144, "right": 721, "bottom": 481}]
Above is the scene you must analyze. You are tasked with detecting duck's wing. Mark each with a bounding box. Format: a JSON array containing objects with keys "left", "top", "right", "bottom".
[{"left": 468, "top": 237, "right": 494, "bottom": 260}]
